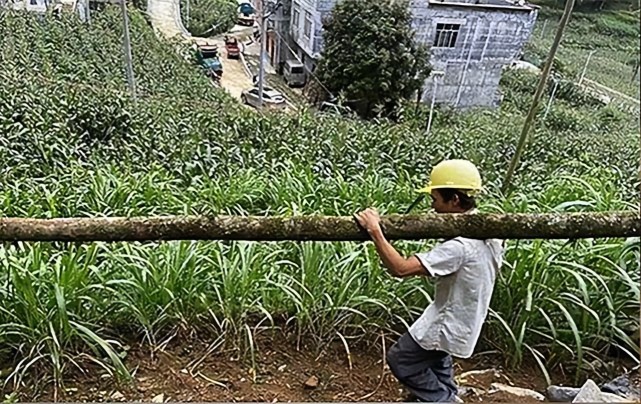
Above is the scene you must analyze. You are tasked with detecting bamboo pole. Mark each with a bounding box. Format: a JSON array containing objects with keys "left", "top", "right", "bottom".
[
  {"left": 0, "top": 212, "right": 638, "bottom": 242},
  {"left": 501, "top": 0, "right": 576, "bottom": 194}
]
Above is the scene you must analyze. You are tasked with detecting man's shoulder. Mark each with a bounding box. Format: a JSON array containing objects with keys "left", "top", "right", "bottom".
[
  {"left": 444, "top": 237, "right": 505, "bottom": 262},
  {"left": 439, "top": 237, "right": 474, "bottom": 252},
  {"left": 420, "top": 238, "right": 468, "bottom": 264},
  {"left": 434, "top": 237, "right": 468, "bottom": 253},
  {"left": 452, "top": 236, "right": 504, "bottom": 247}
]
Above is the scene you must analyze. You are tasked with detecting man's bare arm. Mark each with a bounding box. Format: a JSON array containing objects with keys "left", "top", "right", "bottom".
[
  {"left": 354, "top": 208, "right": 428, "bottom": 278},
  {"left": 368, "top": 227, "right": 427, "bottom": 278}
]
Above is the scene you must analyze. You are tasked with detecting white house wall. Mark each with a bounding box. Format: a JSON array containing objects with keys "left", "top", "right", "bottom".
[
  {"left": 415, "top": 4, "right": 538, "bottom": 108},
  {"left": 290, "top": 0, "right": 318, "bottom": 58}
]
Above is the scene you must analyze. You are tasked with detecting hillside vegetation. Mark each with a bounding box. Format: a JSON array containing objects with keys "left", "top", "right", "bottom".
[
  {"left": 180, "top": 0, "right": 237, "bottom": 37},
  {"left": 0, "top": 5, "right": 639, "bottom": 395},
  {"left": 525, "top": 5, "right": 640, "bottom": 99}
]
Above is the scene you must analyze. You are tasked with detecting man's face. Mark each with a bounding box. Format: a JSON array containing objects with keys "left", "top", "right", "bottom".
[{"left": 430, "top": 190, "right": 461, "bottom": 214}]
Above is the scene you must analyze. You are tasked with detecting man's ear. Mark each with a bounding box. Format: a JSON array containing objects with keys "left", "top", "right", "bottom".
[{"left": 451, "top": 193, "right": 460, "bottom": 206}]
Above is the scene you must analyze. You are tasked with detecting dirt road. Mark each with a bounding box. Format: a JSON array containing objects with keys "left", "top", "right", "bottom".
[
  {"left": 192, "top": 33, "right": 254, "bottom": 100},
  {"left": 146, "top": 0, "right": 254, "bottom": 100},
  {"left": 146, "top": 0, "right": 188, "bottom": 39},
  {"left": 219, "top": 57, "right": 252, "bottom": 99}
]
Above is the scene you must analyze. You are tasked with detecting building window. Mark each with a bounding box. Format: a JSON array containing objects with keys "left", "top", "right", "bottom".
[
  {"left": 433, "top": 23, "right": 460, "bottom": 48},
  {"left": 292, "top": 3, "right": 300, "bottom": 29},
  {"left": 304, "top": 11, "right": 312, "bottom": 39}
]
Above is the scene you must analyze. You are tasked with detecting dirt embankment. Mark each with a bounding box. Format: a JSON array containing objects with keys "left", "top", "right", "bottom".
[{"left": 6, "top": 332, "right": 628, "bottom": 403}]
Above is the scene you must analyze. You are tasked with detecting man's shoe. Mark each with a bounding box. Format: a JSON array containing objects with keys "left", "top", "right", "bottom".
[{"left": 402, "top": 392, "right": 462, "bottom": 403}]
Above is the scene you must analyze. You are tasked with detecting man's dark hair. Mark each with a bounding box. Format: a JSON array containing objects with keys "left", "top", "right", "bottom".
[{"left": 436, "top": 189, "right": 476, "bottom": 211}]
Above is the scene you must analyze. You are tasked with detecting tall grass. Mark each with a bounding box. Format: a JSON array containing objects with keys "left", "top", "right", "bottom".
[{"left": 0, "top": 164, "right": 638, "bottom": 391}]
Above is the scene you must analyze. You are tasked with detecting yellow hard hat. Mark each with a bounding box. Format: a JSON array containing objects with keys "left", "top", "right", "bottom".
[{"left": 417, "top": 159, "right": 482, "bottom": 196}]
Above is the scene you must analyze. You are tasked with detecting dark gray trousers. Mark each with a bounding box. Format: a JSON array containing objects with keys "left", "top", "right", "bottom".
[{"left": 387, "top": 332, "right": 458, "bottom": 403}]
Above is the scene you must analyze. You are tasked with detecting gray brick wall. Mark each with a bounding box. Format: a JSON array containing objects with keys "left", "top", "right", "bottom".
[{"left": 415, "top": 4, "right": 538, "bottom": 108}]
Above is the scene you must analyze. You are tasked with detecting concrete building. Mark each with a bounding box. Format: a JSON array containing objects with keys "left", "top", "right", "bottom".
[
  {"left": 287, "top": 0, "right": 331, "bottom": 72},
  {"left": 268, "top": 0, "right": 539, "bottom": 109},
  {"left": 5, "top": 0, "right": 48, "bottom": 13}
]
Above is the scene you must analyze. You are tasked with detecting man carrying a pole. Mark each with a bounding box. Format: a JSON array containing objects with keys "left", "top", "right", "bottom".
[{"left": 355, "top": 159, "right": 505, "bottom": 403}]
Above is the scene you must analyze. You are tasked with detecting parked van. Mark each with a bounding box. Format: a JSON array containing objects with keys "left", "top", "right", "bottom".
[{"left": 283, "top": 60, "right": 306, "bottom": 87}]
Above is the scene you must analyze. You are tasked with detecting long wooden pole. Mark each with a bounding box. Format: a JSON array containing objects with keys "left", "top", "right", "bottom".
[{"left": 0, "top": 212, "right": 637, "bottom": 242}]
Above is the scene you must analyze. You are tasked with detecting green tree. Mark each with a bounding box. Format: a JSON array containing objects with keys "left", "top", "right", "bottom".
[
  {"left": 314, "top": 0, "right": 431, "bottom": 119},
  {"left": 181, "top": 0, "right": 237, "bottom": 37}
]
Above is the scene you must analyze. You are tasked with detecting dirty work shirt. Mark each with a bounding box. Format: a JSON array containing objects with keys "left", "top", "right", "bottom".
[{"left": 408, "top": 236, "right": 504, "bottom": 358}]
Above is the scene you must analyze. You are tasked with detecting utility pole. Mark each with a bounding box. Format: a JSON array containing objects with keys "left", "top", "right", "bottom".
[
  {"left": 257, "top": 0, "right": 281, "bottom": 109},
  {"left": 257, "top": 0, "right": 267, "bottom": 108},
  {"left": 539, "top": 19, "right": 547, "bottom": 38},
  {"left": 426, "top": 71, "right": 444, "bottom": 135},
  {"left": 120, "top": 0, "right": 136, "bottom": 100},
  {"left": 85, "top": 0, "right": 90, "bottom": 23},
  {"left": 543, "top": 76, "right": 560, "bottom": 120},
  {"left": 578, "top": 49, "right": 595, "bottom": 85},
  {"left": 185, "top": 0, "right": 189, "bottom": 27}
]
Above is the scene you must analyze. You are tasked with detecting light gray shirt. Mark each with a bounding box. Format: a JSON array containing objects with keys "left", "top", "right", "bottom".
[{"left": 408, "top": 235, "right": 504, "bottom": 358}]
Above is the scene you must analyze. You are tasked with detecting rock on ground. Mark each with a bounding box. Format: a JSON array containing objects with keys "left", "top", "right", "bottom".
[
  {"left": 489, "top": 382, "right": 546, "bottom": 401},
  {"left": 152, "top": 393, "right": 165, "bottom": 403},
  {"left": 601, "top": 392, "right": 634, "bottom": 402},
  {"left": 547, "top": 385, "right": 581, "bottom": 402},
  {"left": 601, "top": 365, "right": 641, "bottom": 401},
  {"left": 304, "top": 375, "right": 319, "bottom": 389},
  {"left": 573, "top": 380, "right": 604, "bottom": 403},
  {"left": 573, "top": 379, "right": 635, "bottom": 403}
]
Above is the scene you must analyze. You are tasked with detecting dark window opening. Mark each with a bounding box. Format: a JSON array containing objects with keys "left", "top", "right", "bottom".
[{"left": 434, "top": 23, "right": 461, "bottom": 48}]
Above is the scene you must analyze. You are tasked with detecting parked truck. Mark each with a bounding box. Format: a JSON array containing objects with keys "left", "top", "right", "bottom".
[{"left": 195, "top": 43, "right": 223, "bottom": 80}]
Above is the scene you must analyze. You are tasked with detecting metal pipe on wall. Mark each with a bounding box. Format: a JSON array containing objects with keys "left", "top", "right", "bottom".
[{"left": 455, "top": 19, "right": 479, "bottom": 107}]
